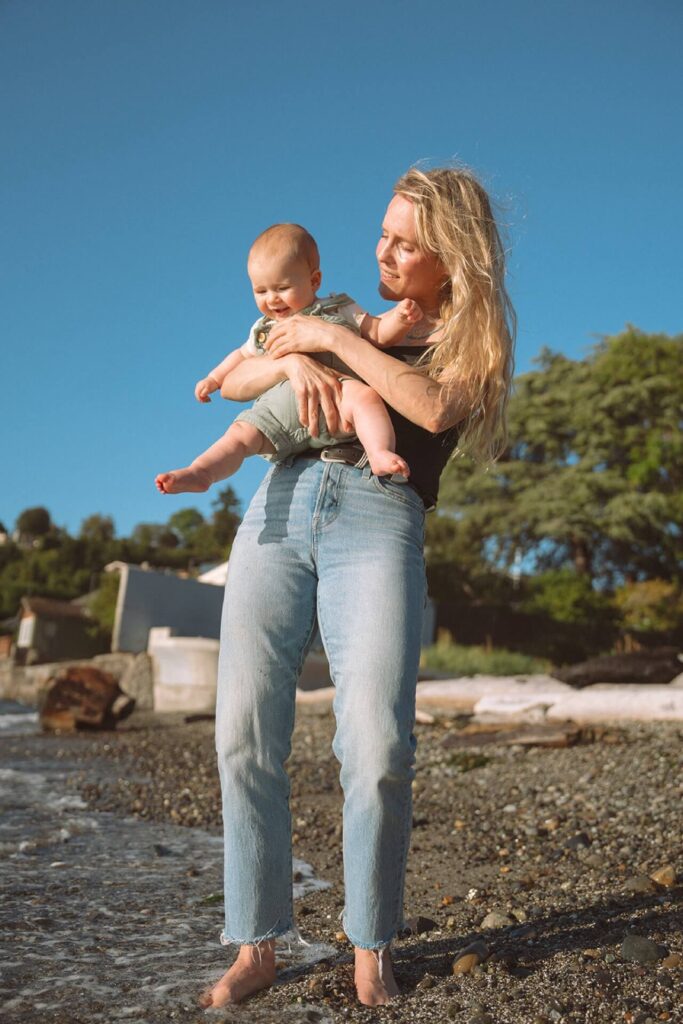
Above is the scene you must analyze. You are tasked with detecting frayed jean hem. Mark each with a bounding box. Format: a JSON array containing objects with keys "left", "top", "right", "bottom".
[{"left": 219, "top": 923, "right": 309, "bottom": 949}]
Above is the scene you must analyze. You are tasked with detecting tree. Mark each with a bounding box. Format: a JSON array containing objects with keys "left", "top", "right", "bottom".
[
  {"left": 16, "top": 506, "right": 52, "bottom": 541},
  {"left": 167, "top": 508, "right": 205, "bottom": 547},
  {"left": 79, "top": 514, "right": 115, "bottom": 544},
  {"left": 437, "top": 329, "right": 683, "bottom": 588},
  {"left": 211, "top": 486, "right": 242, "bottom": 549}
]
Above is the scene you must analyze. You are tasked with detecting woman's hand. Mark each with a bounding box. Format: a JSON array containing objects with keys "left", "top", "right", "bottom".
[
  {"left": 265, "top": 315, "right": 342, "bottom": 358},
  {"left": 283, "top": 354, "right": 350, "bottom": 437}
]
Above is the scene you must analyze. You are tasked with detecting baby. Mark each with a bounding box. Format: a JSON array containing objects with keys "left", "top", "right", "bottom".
[{"left": 155, "top": 223, "right": 420, "bottom": 495}]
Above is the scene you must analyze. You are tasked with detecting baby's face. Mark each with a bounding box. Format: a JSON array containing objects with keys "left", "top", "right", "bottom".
[{"left": 248, "top": 251, "right": 321, "bottom": 321}]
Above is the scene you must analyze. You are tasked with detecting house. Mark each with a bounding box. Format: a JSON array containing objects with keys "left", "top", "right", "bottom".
[{"left": 14, "top": 595, "right": 108, "bottom": 666}]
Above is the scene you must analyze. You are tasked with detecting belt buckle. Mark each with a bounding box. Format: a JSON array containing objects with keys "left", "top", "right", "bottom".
[{"left": 319, "top": 444, "right": 363, "bottom": 466}]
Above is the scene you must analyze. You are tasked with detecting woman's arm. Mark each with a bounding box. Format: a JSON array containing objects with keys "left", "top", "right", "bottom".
[
  {"left": 220, "top": 352, "right": 349, "bottom": 437},
  {"left": 265, "top": 317, "right": 471, "bottom": 433}
]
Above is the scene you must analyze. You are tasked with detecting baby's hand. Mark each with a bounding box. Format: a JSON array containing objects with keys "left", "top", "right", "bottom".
[
  {"left": 195, "top": 376, "right": 219, "bottom": 403},
  {"left": 396, "top": 299, "right": 423, "bottom": 325}
]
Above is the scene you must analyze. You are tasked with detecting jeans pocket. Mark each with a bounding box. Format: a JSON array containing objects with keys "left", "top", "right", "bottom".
[{"left": 370, "top": 473, "right": 425, "bottom": 514}]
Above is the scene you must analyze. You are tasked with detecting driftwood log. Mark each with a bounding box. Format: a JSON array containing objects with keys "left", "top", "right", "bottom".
[
  {"left": 553, "top": 647, "right": 682, "bottom": 688},
  {"left": 40, "top": 665, "right": 135, "bottom": 731}
]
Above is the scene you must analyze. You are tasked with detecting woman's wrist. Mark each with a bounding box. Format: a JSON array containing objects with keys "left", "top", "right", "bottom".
[{"left": 333, "top": 325, "right": 361, "bottom": 364}]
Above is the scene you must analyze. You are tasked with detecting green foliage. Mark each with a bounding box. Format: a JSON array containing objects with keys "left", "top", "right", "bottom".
[
  {"left": 420, "top": 640, "right": 548, "bottom": 676},
  {"left": 0, "top": 497, "right": 244, "bottom": 619},
  {"left": 521, "top": 569, "right": 615, "bottom": 625},
  {"left": 86, "top": 572, "right": 120, "bottom": 639},
  {"left": 168, "top": 508, "right": 205, "bottom": 547},
  {"left": 211, "top": 486, "right": 242, "bottom": 549},
  {"left": 437, "top": 329, "right": 683, "bottom": 586},
  {"left": 16, "top": 506, "right": 52, "bottom": 540},
  {"left": 614, "top": 579, "right": 683, "bottom": 634},
  {"left": 79, "top": 514, "right": 115, "bottom": 544}
]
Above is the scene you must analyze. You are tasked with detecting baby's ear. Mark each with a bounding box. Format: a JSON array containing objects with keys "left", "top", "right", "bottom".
[{"left": 311, "top": 268, "right": 322, "bottom": 291}]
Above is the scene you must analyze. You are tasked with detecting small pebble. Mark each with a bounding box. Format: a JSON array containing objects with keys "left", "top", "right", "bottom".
[
  {"left": 621, "top": 934, "right": 669, "bottom": 964},
  {"left": 650, "top": 864, "right": 677, "bottom": 887}
]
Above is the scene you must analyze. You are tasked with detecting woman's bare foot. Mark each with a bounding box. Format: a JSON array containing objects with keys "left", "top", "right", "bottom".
[
  {"left": 155, "top": 466, "right": 213, "bottom": 494},
  {"left": 367, "top": 451, "right": 410, "bottom": 478},
  {"left": 199, "top": 942, "right": 276, "bottom": 1008},
  {"left": 354, "top": 946, "right": 399, "bottom": 1006}
]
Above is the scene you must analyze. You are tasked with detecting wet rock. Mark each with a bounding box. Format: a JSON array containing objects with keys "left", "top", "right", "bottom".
[
  {"left": 621, "top": 934, "right": 669, "bottom": 963},
  {"left": 153, "top": 843, "right": 176, "bottom": 857}
]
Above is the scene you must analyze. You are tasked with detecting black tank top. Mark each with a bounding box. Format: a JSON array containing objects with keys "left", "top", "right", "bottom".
[{"left": 385, "top": 346, "right": 460, "bottom": 510}]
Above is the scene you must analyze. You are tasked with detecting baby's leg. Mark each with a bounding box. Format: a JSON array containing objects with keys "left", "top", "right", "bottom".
[
  {"left": 339, "top": 380, "right": 410, "bottom": 478},
  {"left": 155, "top": 422, "right": 275, "bottom": 494}
]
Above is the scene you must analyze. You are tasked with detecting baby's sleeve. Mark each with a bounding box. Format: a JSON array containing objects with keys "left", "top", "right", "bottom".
[
  {"left": 242, "top": 319, "right": 266, "bottom": 356},
  {"left": 336, "top": 298, "right": 368, "bottom": 333}
]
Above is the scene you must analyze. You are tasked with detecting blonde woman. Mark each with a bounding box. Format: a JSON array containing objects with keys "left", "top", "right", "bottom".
[{"left": 202, "top": 167, "right": 515, "bottom": 1009}]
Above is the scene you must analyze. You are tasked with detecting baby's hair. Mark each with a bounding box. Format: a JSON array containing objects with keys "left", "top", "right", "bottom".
[
  {"left": 249, "top": 223, "right": 320, "bottom": 272},
  {"left": 394, "top": 165, "right": 516, "bottom": 463}
]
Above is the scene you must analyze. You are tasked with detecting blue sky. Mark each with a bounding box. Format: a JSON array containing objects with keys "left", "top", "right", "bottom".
[{"left": 2, "top": 0, "right": 682, "bottom": 537}]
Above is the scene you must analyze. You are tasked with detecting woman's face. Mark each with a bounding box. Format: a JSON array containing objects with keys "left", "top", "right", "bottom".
[{"left": 376, "top": 194, "right": 446, "bottom": 313}]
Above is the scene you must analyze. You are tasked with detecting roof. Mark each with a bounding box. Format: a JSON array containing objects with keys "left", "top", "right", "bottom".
[
  {"left": 20, "top": 596, "right": 90, "bottom": 620},
  {"left": 197, "top": 562, "right": 228, "bottom": 586}
]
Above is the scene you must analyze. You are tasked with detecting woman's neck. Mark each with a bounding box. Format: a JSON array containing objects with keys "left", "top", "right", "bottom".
[{"left": 404, "top": 310, "right": 442, "bottom": 344}]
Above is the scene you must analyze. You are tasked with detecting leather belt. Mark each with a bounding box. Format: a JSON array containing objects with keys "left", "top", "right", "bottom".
[
  {"left": 297, "top": 445, "right": 415, "bottom": 493},
  {"left": 297, "top": 444, "right": 368, "bottom": 468}
]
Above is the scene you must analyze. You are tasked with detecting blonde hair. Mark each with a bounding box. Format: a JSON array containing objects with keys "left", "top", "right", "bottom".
[
  {"left": 249, "top": 223, "right": 320, "bottom": 272},
  {"left": 394, "top": 166, "right": 516, "bottom": 462}
]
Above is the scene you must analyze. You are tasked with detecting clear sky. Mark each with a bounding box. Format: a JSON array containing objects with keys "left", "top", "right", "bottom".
[{"left": 2, "top": 0, "right": 681, "bottom": 537}]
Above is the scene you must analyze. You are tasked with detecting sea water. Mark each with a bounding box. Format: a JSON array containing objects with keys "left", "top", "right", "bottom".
[{"left": 0, "top": 714, "right": 335, "bottom": 1022}]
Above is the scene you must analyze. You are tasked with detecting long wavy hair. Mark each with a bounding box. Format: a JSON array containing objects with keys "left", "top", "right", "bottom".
[{"left": 394, "top": 166, "right": 516, "bottom": 462}]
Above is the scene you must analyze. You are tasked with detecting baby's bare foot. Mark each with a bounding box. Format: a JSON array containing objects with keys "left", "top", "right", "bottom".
[
  {"left": 368, "top": 451, "right": 410, "bottom": 478},
  {"left": 155, "top": 467, "right": 213, "bottom": 494},
  {"left": 354, "top": 947, "right": 399, "bottom": 1006},
  {"left": 199, "top": 944, "right": 276, "bottom": 1007}
]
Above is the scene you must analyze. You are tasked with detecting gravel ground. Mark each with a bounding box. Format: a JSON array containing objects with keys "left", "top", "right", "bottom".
[{"left": 1, "top": 705, "right": 682, "bottom": 1023}]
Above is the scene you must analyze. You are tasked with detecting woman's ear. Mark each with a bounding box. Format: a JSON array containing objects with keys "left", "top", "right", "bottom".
[{"left": 311, "top": 268, "right": 322, "bottom": 291}]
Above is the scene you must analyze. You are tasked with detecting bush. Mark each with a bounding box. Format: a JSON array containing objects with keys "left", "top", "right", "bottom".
[{"left": 420, "top": 640, "right": 549, "bottom": 676}]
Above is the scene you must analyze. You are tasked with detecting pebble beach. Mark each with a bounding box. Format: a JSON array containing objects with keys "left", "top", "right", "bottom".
[{"left": 1, "top": 705, "right": 682, "bottom": 1023}]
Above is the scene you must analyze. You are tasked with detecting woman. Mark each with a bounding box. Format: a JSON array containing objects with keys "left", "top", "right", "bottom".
[{"left": 201, "top": 167, "right": 515, "bottom": 1008}]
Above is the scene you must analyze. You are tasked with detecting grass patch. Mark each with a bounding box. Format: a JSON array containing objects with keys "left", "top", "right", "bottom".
[{"left": 420, "top": 640, "right": 548, "bottom": 677}]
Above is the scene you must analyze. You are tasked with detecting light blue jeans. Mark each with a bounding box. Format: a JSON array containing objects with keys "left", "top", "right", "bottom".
[{"left": 215, "top": 457, "right": 426, "bottom": 950}]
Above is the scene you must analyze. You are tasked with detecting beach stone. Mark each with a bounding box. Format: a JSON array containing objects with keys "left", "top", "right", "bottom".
[
  {"left": 624, "top": 874, "right": 657, "bottom": 894},
  {"left": 565, "top": 831, "right": 591, "bottom": 850},
  {"left": 452, "top": 940, "right": 489, "bottom": 974},
  {"left": 481, "top": 910, "right": 514, "bottom": 930},
  {"left": 621, "top": 935, "right": 669, "bottom": 963},
  {"left": 402, "top": 915, "right": 437, "bottom": 936},
  {"left": 661, "top": 953, "right": 682, "bottom": 968},
  {"left": 417, "top": 974, "right": 436, "bottom": 989},
  {"left": 650, "top": 864, "right": 677, "bottom": 887}
]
